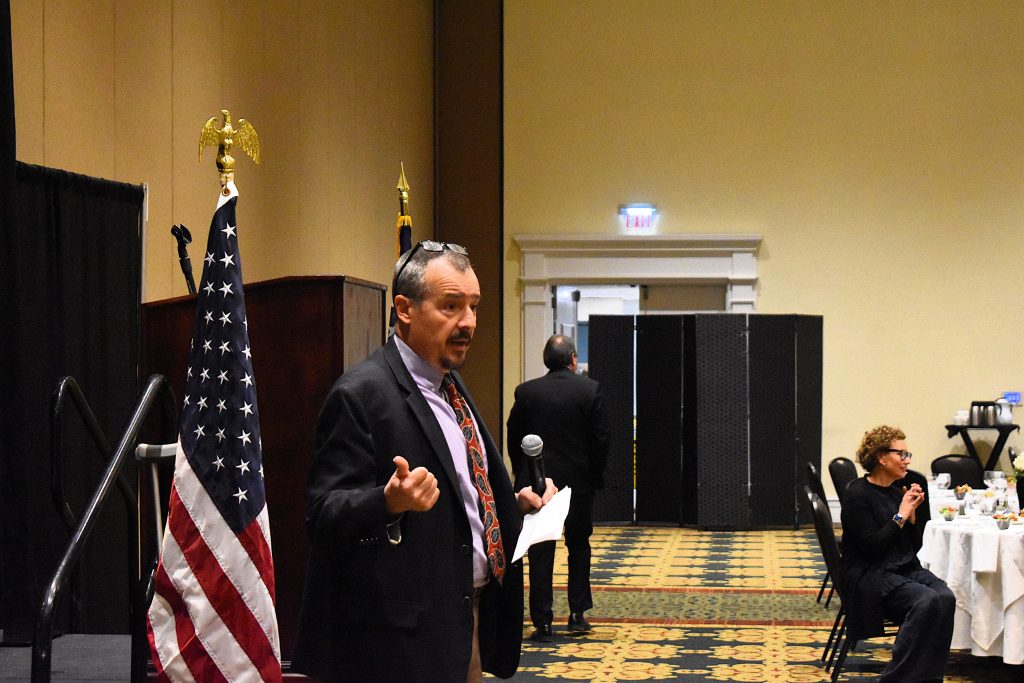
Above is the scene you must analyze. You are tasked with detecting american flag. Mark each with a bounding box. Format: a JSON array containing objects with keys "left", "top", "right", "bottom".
[{"left": 147, "top": 183, "right": 281, "bottom": 682}]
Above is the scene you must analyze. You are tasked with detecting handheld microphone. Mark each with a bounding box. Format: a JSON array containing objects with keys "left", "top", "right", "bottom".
[{"left": 520, "top": 434, "right": 546, "bottom": 496}]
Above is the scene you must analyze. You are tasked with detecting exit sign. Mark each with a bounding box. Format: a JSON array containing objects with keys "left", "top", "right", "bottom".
[{"left": 618, "top": 204, "right": 658, "bottom": 234}]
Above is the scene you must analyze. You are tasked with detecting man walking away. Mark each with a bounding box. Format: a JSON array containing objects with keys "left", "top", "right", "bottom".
[{"left": 507, "top": 335, "right": 609, "bottom": 641}]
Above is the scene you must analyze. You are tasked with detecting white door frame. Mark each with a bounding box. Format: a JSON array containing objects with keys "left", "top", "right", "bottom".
[{"left": 513, "top": 234, "right": 762, "bottom": 381}]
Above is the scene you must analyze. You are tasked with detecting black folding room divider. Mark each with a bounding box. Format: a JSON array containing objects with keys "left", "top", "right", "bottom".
[
  {"left": 587, "top": 315, "right": 635, "bottom": 523},
  {"left": 586, "top": 313, "right": 822, "bottom": 529},
  {"left": 694, "top": 314, "right": 752, "bottom": 528},
  {"left": 635, "top": 315, "right": 684, "bottom": 524}
]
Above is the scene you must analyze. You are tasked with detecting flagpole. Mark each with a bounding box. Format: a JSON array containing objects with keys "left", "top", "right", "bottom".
[
  {"left": 390, "top": 163, "right": 413, "bottom": 331},
  {"left": 396, "top": 161, "right": 413, "bottom": 255}
]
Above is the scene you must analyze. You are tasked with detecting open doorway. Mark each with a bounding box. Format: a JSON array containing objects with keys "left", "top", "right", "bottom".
[{"left": 553, "top": 283, "right": 727, "bottom": 372}]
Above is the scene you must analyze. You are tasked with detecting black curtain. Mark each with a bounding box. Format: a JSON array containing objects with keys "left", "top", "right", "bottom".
[
  {"left": 0, "top": 163, "right": 144, "bottom": 640},
  {"left": 0, "top": 0, "right": 20, "bottom": 642}
]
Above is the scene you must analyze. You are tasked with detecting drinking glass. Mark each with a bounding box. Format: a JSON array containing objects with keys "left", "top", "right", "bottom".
[
  {"left": 968, "top": 491, "right": 986, "bottom": 516},
  {"left": 995, "top": 494, "right": 1009, "bottom": 514},
  {"left": 982, "top": 494, "right": 996, "bottom": 516},
  {"left": 984, "top": 471, "right": 1006, "bottom": 489}
]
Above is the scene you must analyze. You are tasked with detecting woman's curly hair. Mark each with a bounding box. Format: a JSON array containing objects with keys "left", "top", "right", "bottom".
[{"left": 856, "top": 425, "right": 906, "bottom": 472}]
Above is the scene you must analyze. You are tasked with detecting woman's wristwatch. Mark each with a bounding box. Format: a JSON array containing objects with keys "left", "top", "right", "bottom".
[{"left": 892, "top": 513, "right": 905, "bottom": 528}]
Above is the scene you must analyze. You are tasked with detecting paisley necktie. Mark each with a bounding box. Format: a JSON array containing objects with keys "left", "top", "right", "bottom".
[{"left": 442, "top": 377, "right": 506, "bottom": 584}]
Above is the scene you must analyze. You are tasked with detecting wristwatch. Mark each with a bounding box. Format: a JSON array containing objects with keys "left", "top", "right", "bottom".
[{"left": 892, "top": 513, "right": 905, "bottom": 527}]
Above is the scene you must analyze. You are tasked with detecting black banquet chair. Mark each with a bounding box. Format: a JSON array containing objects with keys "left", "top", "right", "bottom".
[
  {"left": 804, "top": 486, "right": 846, "bottom": 674},
  {"left": 930, "top": 454, "right": 983, "bottom": 490},
  {"left": 805, "top": 461, "right": 829, "bottom": 514},
  {"left": 827, "top": 457, "right": 857, "bottom": 507},
  {"left": 805, "top": 462, "right": 834, "bottom": 605}
]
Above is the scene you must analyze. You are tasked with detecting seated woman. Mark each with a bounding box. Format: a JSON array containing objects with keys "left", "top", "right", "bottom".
[{"left": 841, "top": 425, "right": 955, "bottom": 682}]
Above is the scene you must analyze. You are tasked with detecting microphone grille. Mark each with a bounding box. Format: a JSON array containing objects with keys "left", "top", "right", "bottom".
[{"left": 521, "top": 434, "right": 544, "bottom": 457}]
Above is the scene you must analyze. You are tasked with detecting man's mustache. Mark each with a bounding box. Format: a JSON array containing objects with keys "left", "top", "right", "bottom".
[{"left": 449, "top": 331, "right": 473, "bottom": 343}]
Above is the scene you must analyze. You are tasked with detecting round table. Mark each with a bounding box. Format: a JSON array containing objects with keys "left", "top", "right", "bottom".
[{"left": 918, "top": 516, "right": 1024, "bottom": 664}]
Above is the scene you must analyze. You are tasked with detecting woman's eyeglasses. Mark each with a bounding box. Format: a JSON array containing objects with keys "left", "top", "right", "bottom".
[
  {"left": 884, "top": 449, "right": 913, "bottom": 461},
  {"left": 392, "top": 240, "right": 469, "bottom": 293}
]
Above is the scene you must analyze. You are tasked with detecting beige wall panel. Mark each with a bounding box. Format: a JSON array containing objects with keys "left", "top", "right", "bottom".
[
  {"left": 286, "top": 0, "right": 435, "bottom": 292},
  {"left": 348, "top": 1, "right": 433, "bottom": 290},
  {"left": 504, "top": 0, "right": 1024, "bottom": 489},
  {"left": 44, "top": 0, "right": 115, "bottom": 177},
  {"left": 386, "top": 1, "right": 437, "bottom": 275},
  {"left": 115, "top": 0, "right": 173, "bottom": 301},
  {"left": 258, "top": 0, "right": 303, "bottom": 277},
  {"left": 10, "top": 0, "right": 43, "bottom": 163},
  {"left": 170, "top": 1, "right": 229, "bottom": 300},
  {"left": 343, "top": 7, "right": 391, "bottom": 285},
  {"left": 393, "top": 2, "right": 437, "bottom": 248},
  {"left": 295, "top": 0, "right": 344, "bottom": 279},
  {"left": 220, "top": 2, "right": 269, "bottom": 284}
]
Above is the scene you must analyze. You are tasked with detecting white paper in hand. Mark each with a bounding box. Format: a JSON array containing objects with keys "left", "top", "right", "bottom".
[{"left": 512, "top": 487, "right": 572, "bottom": 563}]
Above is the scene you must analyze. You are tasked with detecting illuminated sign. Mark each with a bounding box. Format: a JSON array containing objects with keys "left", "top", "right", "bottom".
[{"left": 619, "top": 204, "right": 658, "bottom": 233}]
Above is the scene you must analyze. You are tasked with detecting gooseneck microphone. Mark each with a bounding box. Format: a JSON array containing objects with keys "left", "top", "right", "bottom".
[
  {"left": 520, "top": 434, "right": 546, "bottom": 496},
  {"left": 171, "top": 224, "right": 197, "bottom": 295}
]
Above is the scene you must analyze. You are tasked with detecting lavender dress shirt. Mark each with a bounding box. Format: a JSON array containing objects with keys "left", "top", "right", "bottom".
[{"left": 395, "top": 336, "right": 490, "bottom": 586}]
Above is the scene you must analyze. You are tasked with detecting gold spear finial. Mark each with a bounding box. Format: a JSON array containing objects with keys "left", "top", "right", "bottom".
[
  {"left": 199, "top": 109, "right": 261, "bottom": 189},
  {"left": 396, "top": 162, "right": 412, "bottom": 229}
]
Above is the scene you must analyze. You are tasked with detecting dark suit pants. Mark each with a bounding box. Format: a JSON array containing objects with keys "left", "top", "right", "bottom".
[
  {"left": 879, "top": 568, "right": 955, "bottom": 682},
  {"left": 528, "top": 490, "right": 595, "bottom": 627}
]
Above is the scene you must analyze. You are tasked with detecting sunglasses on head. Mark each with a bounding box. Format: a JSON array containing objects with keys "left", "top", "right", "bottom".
[{"left": 392, "top": 241, "right": 469, "bottom": 295}]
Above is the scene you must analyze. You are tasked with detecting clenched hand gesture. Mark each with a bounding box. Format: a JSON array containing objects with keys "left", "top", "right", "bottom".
[{"left": 384, "top": 456, "right": 440, "bottom": 515}]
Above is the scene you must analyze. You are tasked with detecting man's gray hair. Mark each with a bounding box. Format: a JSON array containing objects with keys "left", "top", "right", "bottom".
[{"left": 393, "top": 245, "right": 472, "bottom": 303}]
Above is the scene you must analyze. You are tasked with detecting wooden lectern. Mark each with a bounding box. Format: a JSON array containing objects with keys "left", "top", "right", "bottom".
[{"left": 141, "top": 275, "right": 386, "bottom": 661}]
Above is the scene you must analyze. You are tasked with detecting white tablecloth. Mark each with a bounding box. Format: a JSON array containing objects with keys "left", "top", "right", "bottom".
[{"left": 918, "top": 517, "right": 1024, "bottom": 664}]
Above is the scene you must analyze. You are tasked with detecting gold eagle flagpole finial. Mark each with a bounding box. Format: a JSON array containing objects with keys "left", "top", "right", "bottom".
[{"left": 199, "top": 109, "right": 260, "bottom": 190}]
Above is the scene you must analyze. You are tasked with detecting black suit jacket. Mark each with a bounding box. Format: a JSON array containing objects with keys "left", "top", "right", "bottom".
[
  {"left": 506, "top": 367, "right": 609, "bottom": 493},
  {"left": 291, "top": 338, "right": 523, "bottom": 682}
]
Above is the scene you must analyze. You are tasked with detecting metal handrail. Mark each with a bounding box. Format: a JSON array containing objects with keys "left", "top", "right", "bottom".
[
  {"left": 49, "top": 376, "right": 138, "bottom": 632},
  {"left": 33, "top": 374, "right": 175, "bottom": 683},
  {"left": 133, "top": 441, "right": 180, "bottom": 655}
]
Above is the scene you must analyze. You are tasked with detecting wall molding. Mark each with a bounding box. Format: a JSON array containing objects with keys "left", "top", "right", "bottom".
[{"left": 513, "top": 234, "right": 763, "bottom": 380}]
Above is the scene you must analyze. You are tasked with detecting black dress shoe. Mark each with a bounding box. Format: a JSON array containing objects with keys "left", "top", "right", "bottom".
[
  {"left": 530, "top": 624, "right": 553, "bottom": 642},
  {"left": 567, "top": 612, "right": 591, "bottom": 633}
]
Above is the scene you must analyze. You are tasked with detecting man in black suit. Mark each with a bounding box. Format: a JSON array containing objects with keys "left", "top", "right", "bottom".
[
  {"left": 506, "top": 335, "right": 609, "bottom": 641},
  {"left": 292, "top": 241, "right": 553, "bottom": 682}
]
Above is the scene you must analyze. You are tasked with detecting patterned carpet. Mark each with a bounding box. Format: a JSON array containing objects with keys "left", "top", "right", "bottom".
[{"left": 500, "top": 526, "right": 1021, "bottom": 682}]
